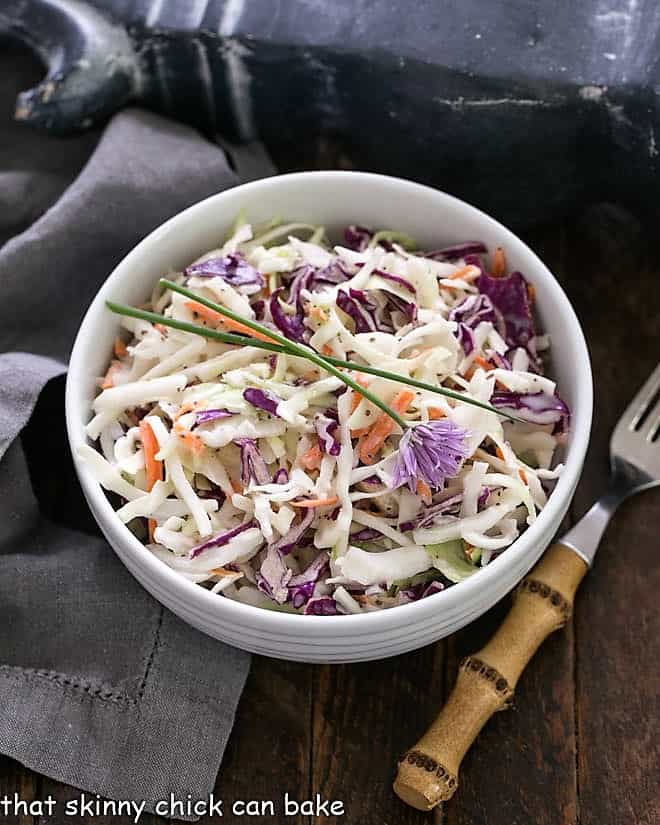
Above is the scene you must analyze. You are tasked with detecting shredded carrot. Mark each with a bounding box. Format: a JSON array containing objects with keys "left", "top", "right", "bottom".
[
  {"left": 140, "top": 421, "right": 163, "bottom": 491},
  {"left": 350, "top": 426, "right": 371, "bottom": 438},
  {"left": 416, "top": 479, "right": 432, "bottom": 504},
  {"left": 321, "top": 344, "right": 333, "bottom": 356},
  {"left": 428, "top": 407, "right": 446, "bottom": 420},
  {"left": 495, "top": 446, "right": 505, "bottom": 461},
  {"left": 291, "top": 496, "right": 339, "bottom": 508},
  {"left": 300, "top": 442, "right": 323, "bottom": 471},
  {"left": 448, "top": 264, "right": 480, "bottom": 282},
  {"left": 231, "top": 479, "right": 243, "bottom": 494},
  {"left": 154, "top": 323, "right": 167, "bottom": 334},
  {"left": 519, "top": 468, "right": 528, "bottom": 485},
  {"left": 474, "top": 355, "right": 494, "bottom": 372},
  {"left": 99, "top": 360, "right": 121, "bottom": 390},
  {"left": 349, "top": 374, "right": 371, "bottom": 416},
  {"left": 113, "top": 337, "right": 128, "bottom": 358},
  {"left": 349, "top": 393, "right": 363, "bottom": 416},
  {"left": 179, "top": 430, "right": 204, "bottom": 455},
  {"left": 464, "top": 354, "right": 494, "bottom": 379},
  {"left": 309, "top": 306, "right": 328, "bottom": 323},
  {"left": 184, "top": 300, "right": 277, "bottom": 344},
  {"left": 140, "top": 420, "right": 163, "bottom": 543},
  {"left": 210, "top": 566, "right": 237, "bottom": 576},
  {"left": 492, "top": 247, "right": 506, "bottom": 277},
  {"left": 359, "top": 389, "right": 415, "bottom": 465},
  {"left": 527, "top": 283, "right": 536, "bottom": 303}
]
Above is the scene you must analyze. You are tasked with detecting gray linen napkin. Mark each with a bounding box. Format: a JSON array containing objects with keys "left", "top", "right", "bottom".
[{"left": 0, "top": 72, "right": 253, "bottom": 812}]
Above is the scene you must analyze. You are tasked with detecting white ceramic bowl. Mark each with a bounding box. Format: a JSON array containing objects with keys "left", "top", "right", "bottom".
[{"left": 66, "top": 171, "right": 592, "bottom": 663}]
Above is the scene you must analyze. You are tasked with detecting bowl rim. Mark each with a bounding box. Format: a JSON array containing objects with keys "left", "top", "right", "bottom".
[{"left": 65, "top": 170, "right": 593, "bottom": 633}]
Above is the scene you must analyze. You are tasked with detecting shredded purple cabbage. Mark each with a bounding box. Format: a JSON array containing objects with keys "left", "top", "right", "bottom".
[
  {"left": 303, "top": 596, "right": 339, "bottom": 615},
  {"left": 490, "top": 391, "right": 569, "bottom": 426},
  {"left": 189, "top": 519, "right": 257, "bottom": 559},
  {"left": 287, "top": 552, "right": 329, "bottom": 608},
  {"left": 315, "top": 414, "right": 341, "bottom": 456},
  {"left": 474, "top": 264, "right": 536, "bottom": 350},
  {"left": 234, "top": 438, "right": 271, "bottom": 485},
  {"left": 269, "top": 287, "right": 307, "bottom": 342},
  {"left": 384, "top": 292, "right": 417, "bottom": 323},
  {"left": 399, "top": 491, "right": 463, "bottom": 531},
  {"left": 456, "top": 323, "right": 475, "bottom": 356},
  {"left": 373, "top": 269, "right": 416, "bottom": 295},
  {"left": 449, "top": 293, "right": 505, "bottom": 337},
  {"left": 478, "top": 487, "right": 490, "bottom": 510},
  {"left": 257, "top": 545, "right": 292, "bottom": 604},
  {"left": 350, "top": 527, "right": 383, "bottom": 542},
  {"left": 194, "top": 408, "right": 233, "bottom": 427},
  {"left": 243, "top": 387, "right": 281, "bottom": 416},
  {"left": 425, "top": 242, "right": 487, "bottom": 261},
  {"left": 269, "top": 509, "right": 315, "bottom": 555},
  {"left": 273, "top": 468, "right": 289, "bottom": 485},
  {"left": 486, "top": 350, "right": 512, "bottom": 371},
  {"left": 185, "top": 253, "right": 264, "bottom": 295},
  {"left": 399, "top": 579, "right": 445, "bottom": 601},
  {"left": 309, "top": 261, "right": 351, "bottom": 288},
  {"left": 336, "top": 289, "right": 378, "bottom": 333},
  {"left": 344, "top": 225, "right": 372, "bottom": 252}
]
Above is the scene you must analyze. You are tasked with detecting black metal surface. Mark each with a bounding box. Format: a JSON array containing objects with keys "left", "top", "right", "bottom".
[{"left": 1, "top": 0, "right": 659, "bottom": 226}]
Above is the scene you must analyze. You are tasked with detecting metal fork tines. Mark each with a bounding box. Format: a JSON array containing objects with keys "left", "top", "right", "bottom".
[{"left": 562, "top": 362, "right": 660, "bottom": 566}]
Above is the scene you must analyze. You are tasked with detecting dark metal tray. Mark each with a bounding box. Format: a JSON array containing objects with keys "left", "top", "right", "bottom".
[{"left": 2, "top": 0, "right": 658, "bottom": 226}]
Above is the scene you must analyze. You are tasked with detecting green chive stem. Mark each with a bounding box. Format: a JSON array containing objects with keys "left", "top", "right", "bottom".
[{"left": 106, "top": 293, "right": 522, "bottom": 424}]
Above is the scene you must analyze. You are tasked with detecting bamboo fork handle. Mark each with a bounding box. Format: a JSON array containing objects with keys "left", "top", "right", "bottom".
[{"left": 393, "top": 542, "right": 588, "bottom": 811}]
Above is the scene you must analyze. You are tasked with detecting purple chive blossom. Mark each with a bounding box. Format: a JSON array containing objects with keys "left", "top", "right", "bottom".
[{"left": 392, "top": 421, "right": 470, "bottom": 493}]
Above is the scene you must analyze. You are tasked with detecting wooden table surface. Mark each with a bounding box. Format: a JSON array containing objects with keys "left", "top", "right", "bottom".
[{"left": 2, "top": 205, "right": 659, "bottom": 825}]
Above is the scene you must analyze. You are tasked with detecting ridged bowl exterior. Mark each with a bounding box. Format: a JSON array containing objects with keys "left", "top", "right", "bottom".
[{"left": 66, "top": 172, "right": 592, "bottom": 663}]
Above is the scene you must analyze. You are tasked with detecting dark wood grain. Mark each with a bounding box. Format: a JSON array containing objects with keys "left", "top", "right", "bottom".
[
  {"left": 563, "top": 208, "right": 660, "bottom": 825},
  {"left": 199, "top": 657, "right": 312, "bottom": 825},
  {"left": 0, "top": 756, "right": 38, "bottom": 825},
  {"left": 312, "top": 646, "right": 445, "bottom": 825}
]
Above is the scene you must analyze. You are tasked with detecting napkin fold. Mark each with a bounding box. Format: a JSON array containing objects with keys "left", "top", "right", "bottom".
[{"left": 0, "top": 67, "right": 252, "bottom": 812}]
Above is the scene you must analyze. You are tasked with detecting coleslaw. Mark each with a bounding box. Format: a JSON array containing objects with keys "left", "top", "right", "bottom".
[{"left": 81, "top": 217, "right": 569, "bottom": 614}]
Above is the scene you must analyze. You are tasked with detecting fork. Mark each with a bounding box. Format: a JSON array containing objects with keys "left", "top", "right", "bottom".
[{"left": 393, "top": 363, "right": 660, "bottom": 811}]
